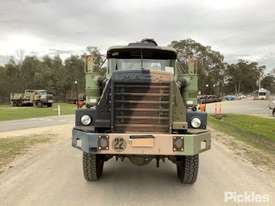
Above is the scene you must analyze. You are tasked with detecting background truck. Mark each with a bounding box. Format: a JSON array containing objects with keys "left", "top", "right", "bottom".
[
  {"left": 10, "top": 89, "right": 53, "bottom": 107},
  {"left": 10, "top": 89, "right": 35, "bottom": 106},
  {"left": 72, "top": 39, "right": 211, "bottom": 184},
  {"left": 33, "top": 90, "right": 54, "bottom": 107}
]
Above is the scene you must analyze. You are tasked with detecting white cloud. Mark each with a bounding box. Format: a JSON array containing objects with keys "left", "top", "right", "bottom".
[{"left": 0, "top": 0, "right": 274, "bottom": 70}]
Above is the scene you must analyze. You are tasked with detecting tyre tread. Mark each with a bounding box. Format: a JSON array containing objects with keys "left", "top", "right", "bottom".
[
  {"left": 177, "top": 155, "right": 199, "bottom": 184},
  {"left": 83, "top": 152, "right": 98, "bottom": 181}
]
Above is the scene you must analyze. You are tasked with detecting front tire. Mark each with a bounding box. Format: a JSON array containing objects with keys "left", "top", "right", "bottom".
[
  {"left": 176, "top": 155, "right": 199, "bottom": 184},
  {"left": 83, "top": 153, "right": 104, "bottom": 181},
  {"left": 36, "top": 101, "right": 42, "bottom": 108}
]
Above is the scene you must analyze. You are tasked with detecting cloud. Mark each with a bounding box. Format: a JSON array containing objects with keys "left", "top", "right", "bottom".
[{"left": 0, "top": 0, "right": 274, "bottom": 70}]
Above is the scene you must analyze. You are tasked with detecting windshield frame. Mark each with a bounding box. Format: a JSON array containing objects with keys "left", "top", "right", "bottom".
[{"left": 108, "top": 58, "right": 175, "bottom": 73}]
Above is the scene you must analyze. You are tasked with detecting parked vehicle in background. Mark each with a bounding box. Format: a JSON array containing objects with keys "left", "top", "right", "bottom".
[
  {"left": 197, "top": 95, "right": 222, "bottom": 104},
  {"left": 253, "top": 88, "right": 270, "bottom": 100},
  {"left": 10, "top": 89, "right": 35, "bottom": 106},
  {"left": 236, "top": 94, "right": 246, "bottom": 100},
  {"left": 33, "top": 90, "right": 54, "bottom": 107},
  {"left": 72, "top": 39, "right": 211, "bottom": 184},
  {"left": 10, "top": 89, "right": 53, "bottom": 107},
  {"left": 224, "top": 95, "right": 236, "bottom": 101}
]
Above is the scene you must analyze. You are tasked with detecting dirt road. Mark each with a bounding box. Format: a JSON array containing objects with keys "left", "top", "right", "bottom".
[
  {"left": 206, "top": 99, "right": 273, "bottom": 117},
  {"left": 0, "top": 125, "right": 274, "bottom": 206},
  {"left": 0, "top": 115, "right": 74, "bottom": 132}
]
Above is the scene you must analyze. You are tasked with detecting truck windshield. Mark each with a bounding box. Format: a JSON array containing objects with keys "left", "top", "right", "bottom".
[
  {"left": 38, "top": 91, "right": 47, "bottom": 95},
  {"left": 108, "top": 58, "right": 174, "bottom": 72}
]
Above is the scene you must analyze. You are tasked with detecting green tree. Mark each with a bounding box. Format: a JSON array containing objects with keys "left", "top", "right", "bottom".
[
  {"left": 0, "top": 65, "right": 8, "bottom": 101},
  {"left": 4, "top": 59, "right": 21, "bottom": 94},
  {"left": 21, "top": 56, "right": 41, "bottom": 89},
  {"left": 170, "top": 39, "right": 225, "bottom": 95},
  {"left": 86, "top": 46, "right": 106, "bottom": 75},
  {"left": 225, "top": 60, "right": 265, "bottom": 94},
  {"left": 261, "top": 74, "right": 275, "bottom": 93}
]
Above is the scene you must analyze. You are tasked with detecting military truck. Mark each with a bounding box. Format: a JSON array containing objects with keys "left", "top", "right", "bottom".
[
  {"left": 10, "top": 89, "right": 53, "bottom": 107},
  {"left": 72, "top": 39, "right": 211, "bottom": 184},
  {"left": 33, "top": 90, "right": 54, "bottom": 107},
  {"left": 10, "top": 89, "right": 35, "bottom": 106}
]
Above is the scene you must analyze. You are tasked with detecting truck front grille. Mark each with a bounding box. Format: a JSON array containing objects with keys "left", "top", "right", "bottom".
[{"left": 113, "top": 82, "right": 170, "bottom": 133}]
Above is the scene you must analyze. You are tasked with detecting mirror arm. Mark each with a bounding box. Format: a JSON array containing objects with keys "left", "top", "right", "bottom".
[
  {"left": 176, "top": 58, "right": 187, "bottom": 73},
  {"left": 99, "top": 58, "right": 107, "bottom": 70}
]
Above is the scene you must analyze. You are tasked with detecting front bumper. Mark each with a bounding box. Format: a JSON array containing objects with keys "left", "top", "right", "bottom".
[
  {"left": 40, "top": 99, "right": 53, "bottom": 103},
  {"left": 72, "top": 128, "right": 211, "bottom": 156}
]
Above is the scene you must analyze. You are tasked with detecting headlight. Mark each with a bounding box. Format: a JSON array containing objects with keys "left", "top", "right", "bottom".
[
  {"left": 81, "top": 115, "right": 92, "bottom": 126},
  {"left": 191, "top": 117, "right": 201, "bottom": 128}
]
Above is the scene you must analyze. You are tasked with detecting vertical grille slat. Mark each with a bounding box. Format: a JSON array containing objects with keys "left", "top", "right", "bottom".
[{"left": 113, "top": 82, "right": 170, "bottom": 133}]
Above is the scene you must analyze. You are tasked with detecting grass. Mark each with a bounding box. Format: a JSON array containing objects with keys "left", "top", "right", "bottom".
[
  {"left": 0, "top": 135, "right": 51, "bottom": 173},
  {"left": 208, "top": 114, "right": 275, "bottom": 152},
  {"left": 0, "top": 103, "right": 76, "bottom": 121}
]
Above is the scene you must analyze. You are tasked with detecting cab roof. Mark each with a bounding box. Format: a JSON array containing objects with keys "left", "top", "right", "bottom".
[{"left": 107, "top": 39, "right": 177, "bottom": 59}]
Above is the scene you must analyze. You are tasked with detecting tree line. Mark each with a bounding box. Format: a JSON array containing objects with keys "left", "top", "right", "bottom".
[
  {"left": 0, "top": 55, "right": 84, "bottom": 102},
  {"left": 171, "top": 39, "right": 275, "bottom": 95},
  {"left": 0, "top": 39, "right": 275, "bottom": 103}
]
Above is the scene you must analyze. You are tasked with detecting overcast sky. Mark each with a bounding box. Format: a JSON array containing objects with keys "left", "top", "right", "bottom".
[{"left": 0, "top": 0, "right": 274, "bottom": 70}]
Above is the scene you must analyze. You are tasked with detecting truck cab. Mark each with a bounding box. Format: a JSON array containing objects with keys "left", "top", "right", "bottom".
[
  {"left": 33, "top": 90, "right": 54, "bottom": 107},
  {"left": 72, "top": 39, "right": 211, "bottom": 184}
]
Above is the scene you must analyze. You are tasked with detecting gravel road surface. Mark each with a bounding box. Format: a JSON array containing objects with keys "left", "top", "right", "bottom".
[
  {"left": 0, "top": 115, "right": 74, "bottom": 132},
  {"left": 206, "top": 99, "right": 274, "bottom": 117},
  {"left": 0, "top": 125, "right": 274, "bottom": 206}
]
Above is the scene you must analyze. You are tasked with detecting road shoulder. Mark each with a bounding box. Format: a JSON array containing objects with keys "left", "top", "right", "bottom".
[{"left": 209, "top": 126, "right": 275, "bottom": 183}]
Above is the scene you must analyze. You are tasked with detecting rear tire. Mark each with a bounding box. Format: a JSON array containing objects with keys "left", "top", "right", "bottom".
[
  {"left": 176, "top": 155, "right": 199, "bottom": 184},
  {"left": 83, "top": 153, "right": 104, "bottom": 181},
  {"left": 273, "top": 109, "right": 275, "bottom": 117}
]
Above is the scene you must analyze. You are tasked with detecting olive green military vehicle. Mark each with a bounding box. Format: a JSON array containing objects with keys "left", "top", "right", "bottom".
[
  {"left": 10, "top": 89, "right": 53, "bottom": 107},
  {"left": 33, "top": 90, "right": 54, "bottom": 107},
  {"left": 72, "top": 39, "right": 211, "bottom": 184},
  {"left": 10, "top": 89, "right": 35, "bottom": 106}
]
